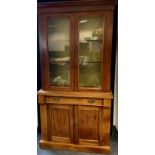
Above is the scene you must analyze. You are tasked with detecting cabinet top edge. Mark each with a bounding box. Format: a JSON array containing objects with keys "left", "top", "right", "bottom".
[
  {"left": 37, "top": 89, "right": 113, "bottom": 99},
  {"left": 37, "top": 0, "right": 117, "bottom": 8}
]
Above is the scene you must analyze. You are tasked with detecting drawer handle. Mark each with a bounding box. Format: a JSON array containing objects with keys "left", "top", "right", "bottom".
[
  {"left": 88, "top": 99, "right": 95, "bottom": 104},
  {"left": 52, "top": 97, "right": 60, "bottom": 101}
]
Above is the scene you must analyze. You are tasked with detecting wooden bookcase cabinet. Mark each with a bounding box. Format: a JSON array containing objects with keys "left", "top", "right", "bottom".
[{"left": 37, "top": 0, "right": 116, "bottom": 154}]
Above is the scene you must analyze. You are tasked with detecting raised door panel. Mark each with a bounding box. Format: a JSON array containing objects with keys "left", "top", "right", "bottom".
[
  {"left": 46, "top": 105, "right": 73, "bottom": 143},
  {"left": 76, "top": 106, "right": 103, "bottom": 145}
]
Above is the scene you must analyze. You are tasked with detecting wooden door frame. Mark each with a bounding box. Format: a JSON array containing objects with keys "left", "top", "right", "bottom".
[
  {"left": 38, "top": 13, "right": 75, "bottom": 91},
  {"left": 74, "top": 11, "right": 114, "bottom": 92}
]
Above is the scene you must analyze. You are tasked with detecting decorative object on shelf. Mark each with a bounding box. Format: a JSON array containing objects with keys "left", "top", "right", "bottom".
[
  {"left": 92, "top": 28, "right": 103, "bottom": 40},
  {"left": 79, "top": 56, "right": 89, "bottom": 65},
  {"left": 52, "top": 76, "right": 68, "bottom": 86}
]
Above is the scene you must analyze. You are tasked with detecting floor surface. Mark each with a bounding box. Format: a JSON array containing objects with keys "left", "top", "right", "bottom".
[{"left": 37, "top": 130, "right": 118, "bottom": 155}]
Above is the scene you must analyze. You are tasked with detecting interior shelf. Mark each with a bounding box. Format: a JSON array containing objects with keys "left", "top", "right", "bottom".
[
  {"left": 49, "top": 61, "right": 70, "bottom": 64},
  {"left": 79, "top": 61, "right": 101, "bottom": 64}
]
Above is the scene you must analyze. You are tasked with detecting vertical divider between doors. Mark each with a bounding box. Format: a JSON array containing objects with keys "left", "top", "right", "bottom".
[
  {"left": 70, "top": 14, "right": 75, "bottom": 91},
  {"left": 73, "top": 105, "right": 79, "bottom": 144},
  {"left": 74, "top": 13, "right": 79, "bottom": 91},
  {"left": 72, "top": 13, "right": 79, "bottom": 144},
  {"left": 69, "top": 105, "right": 74, "bottom": 143}
]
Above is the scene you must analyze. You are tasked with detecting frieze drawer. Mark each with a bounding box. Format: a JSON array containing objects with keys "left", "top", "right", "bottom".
[{"left": 45, "top": 96, "right": 103, "bottom": 106}]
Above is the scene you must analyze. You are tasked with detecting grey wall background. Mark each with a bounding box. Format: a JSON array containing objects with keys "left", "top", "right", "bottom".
[{"left": 113, "top": 42, "right": 118, "bottom": 129}]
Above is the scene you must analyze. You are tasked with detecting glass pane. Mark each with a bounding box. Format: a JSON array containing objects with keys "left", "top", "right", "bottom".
[
  {"left": 79, "top": 63, "right": 101, "bottom": 87},
  {"left": 49, "top": 63, "right": 70, "bottom": 86},
  {"left": 47, "top": 17, "right": 70, "bottom": 86},
  {"left": 79, "top": 16, "right": 103, "bottom": 88}
]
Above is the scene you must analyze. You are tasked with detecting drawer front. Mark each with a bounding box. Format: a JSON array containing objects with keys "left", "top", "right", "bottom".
[{"left": 45, "top": 96, "right": 103, "bottom": 106}]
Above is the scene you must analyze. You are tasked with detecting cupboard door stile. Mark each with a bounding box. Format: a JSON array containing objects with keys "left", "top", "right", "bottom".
[
  {"left": 103, "top": 99, "right": 111, "bottom": 145},
  {"left": 40, "top": 104, "right": 48, "bottom": 141}
]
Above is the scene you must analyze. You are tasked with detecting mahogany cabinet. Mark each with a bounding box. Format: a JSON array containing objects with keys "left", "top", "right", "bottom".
[{"left": 37, "top": 0, "right": 116, "bottom": 154}]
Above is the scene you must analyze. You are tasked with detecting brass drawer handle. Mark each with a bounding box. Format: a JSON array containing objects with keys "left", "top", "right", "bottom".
[
  {"left": 88, "top": 99, "right": 95, "bottom": 104},
  {"left": 52, "top": 97, "right": 60, "bottom": 101}
]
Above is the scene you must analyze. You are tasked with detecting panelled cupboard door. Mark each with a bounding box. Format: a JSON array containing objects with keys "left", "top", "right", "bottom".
[
  {"left": 75, "top": 106, "right": 104, "bottom": 145},
  {"left": 46, "top": 104, "right": 73, "bottom": 144},
  {"left": 38, "top": 13, "right": 75, "bottom": 91}
]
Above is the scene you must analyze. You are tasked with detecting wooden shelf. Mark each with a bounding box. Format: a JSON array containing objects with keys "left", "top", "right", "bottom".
[
  {"left": 48, "top": 51, "right": 69, "bottom": 53},
  {"left": 79, "top": 39, "right": 102, "bottom": 44},
  {"left": 79, "top": 61, "right": 101, "bottom": 65},
  {"left": 49, "top": 61, "right": 70, "bottom": 64},
  {"left": 80, "top": 61, "right": 101, "bottom": 63},
  {"left": 86, "top": 39, "right": 102, "bottom": 41}
]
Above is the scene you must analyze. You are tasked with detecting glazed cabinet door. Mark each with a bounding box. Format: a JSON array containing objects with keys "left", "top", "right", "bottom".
[
  {"left": 38, "top": 14, "right": 74, "bottom": 90},
  {"left": 38, "top": 12, "right": 113, "bottom": 91},
  {"left": 76, "top": 13, "right": 104, "bottom": 91},
  {"left": 74, "top": 106, "right": 104, "bottom": 145},
  {"left": 46, "top": 104, "right": 73, "bottom": 144},
  {"left": 75, "top": 12, "right": 114, "bottom": 91}
]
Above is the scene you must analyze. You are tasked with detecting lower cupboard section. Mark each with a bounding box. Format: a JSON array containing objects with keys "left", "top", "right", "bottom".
[{"left": 39, "top": 99, "right": 111, "bottom": 154}]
